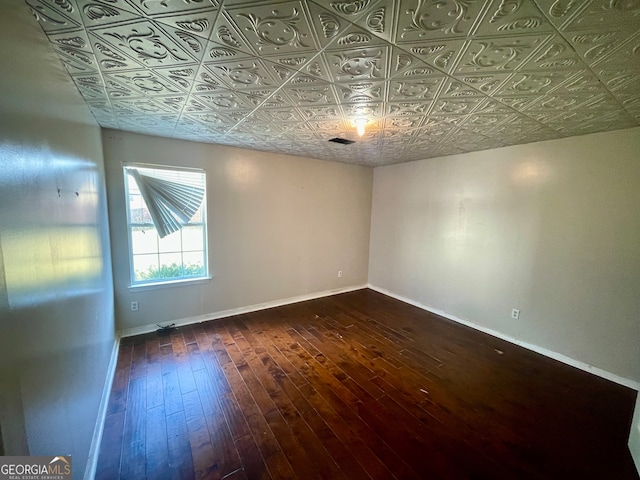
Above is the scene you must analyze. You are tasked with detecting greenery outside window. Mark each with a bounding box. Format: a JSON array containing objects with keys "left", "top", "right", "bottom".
[{"left": 124, "top": 164, "right": 208, "bottom": 286}]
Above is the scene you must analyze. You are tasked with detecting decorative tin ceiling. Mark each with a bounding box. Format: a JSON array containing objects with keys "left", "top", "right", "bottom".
[{"left": 28, "top": 0, "right": 640, "bottom": 165}]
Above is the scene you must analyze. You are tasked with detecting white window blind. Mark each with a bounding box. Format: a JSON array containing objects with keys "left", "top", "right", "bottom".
[{"left": 125, "top": 165, "right": 205, "bottom": 239}]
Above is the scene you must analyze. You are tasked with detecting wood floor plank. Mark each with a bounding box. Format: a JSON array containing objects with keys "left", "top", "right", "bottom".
[
  {"left": 120, "top": 376, "right": 147, "bottom": 479},
  {"left": 166, "top": 410, "right": 195, "bottom": 480},
  {"left": 95, "top": 410, "right": 125, "bottom": 480},
  {"left": 183, "top": 389, "right": 221, "bottom": 480},
  {"left": 145, "top": 405, "right": 170, "bottom": 480},
  {"left": 97, "top": 289, "right": 639, "bottom": 480}
]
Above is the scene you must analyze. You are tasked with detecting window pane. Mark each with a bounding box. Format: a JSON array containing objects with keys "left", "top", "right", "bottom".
[
  {"left": 158, "top": 229, "right": 182, "bottom": 253},
  {"left": 131, "top": 226, "right": 158, "bottom": 254},
  {"left": 158, "top": 253, "right": 183, "bottom": 278},
  {"left": 182, "top": 225, "right": 204, "bottom": 251},
  {"left": 133, "top": 253, "right": 159, "bottom": 282},
  {"left": 125, "top": 164, "right": 207, "bottom": 285},
  {"left": 182, "top": 251, "right": 205, "bottom": 276},
  {"left": 189, "top": 204, "right": 204, "bottom": 223}
]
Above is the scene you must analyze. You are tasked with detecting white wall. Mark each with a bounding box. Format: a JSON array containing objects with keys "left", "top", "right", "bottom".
[
  {"left": 369, "top": 128, "right": 640, "bottom": 384},
  {"left": 0, "top": 3, "right": 115, "bottom": 479},
  {"left": 103, "top": 130, "right": 372, "bottom": 331}
]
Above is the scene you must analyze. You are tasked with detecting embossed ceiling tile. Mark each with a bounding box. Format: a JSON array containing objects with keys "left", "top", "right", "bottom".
[
  {"left": 592, "top": 32, "right": 640, "bottom": 72},
  {"left": 383, "top": 116, "right": 424, "bottom": 130},
  {"left": 161, "top": 24, "right": 211, "bottom": 63},
  {"left": 342, "top": 102, "right": 384, "bottom": 120},
  {"left": 194, "top": 63, "right": 228, "bottom": 93},
  {"left": 152, "top": 10, "right": 217, "bottom": 41},
  {"left": 259, "top": 53, "right": 332, "bottom": 82},
  {"left": 253, "top": 90, "right": 296, "bottom": 109},
  {"left": 580, "top": 93, "right": 627, "bottom": 114},
  {"left": 595, "top": 66, "right": 639, "bottom": 93},
  {"left": 559, "top": 0, "right": 640, "bottom": 31},
  {"left": 85, "top": 32, "right": 145, "bottom": 71},
  {"left": 394, "top": 0, "right": 492, "bottom": 43},
  {"left": 474, "top": 0, "right": 554, "bottom": 37},
  {"left": 353, "top": 2, "right": 394, "bottom": 43},
  {"left": 518, "top": 34, "right": 583, "bottom": 71},
  {"left": 617, "top": 93, "right": 640, "bottom": 116},
  {"left": 472, "top": 97, "right": 518, "bottom": 113},
  {"left": 112, "top": 97, "right": 174, "bottom": 116},
  {"left": 336, "top": 81, "right": 387, "bottom": 104},
  {"left": 202, "top": 56, "right": 278, "bottom": 90},
  {"left": 424, "top": 113, "right": 468, "bottom": 127},
  {"left": 532, "top": 0, "right": 586, "bottom": 29},
  {"left": 282, "top": 83, "right": 341, "bottom": 106},
  {"left": 49, "top": 32, "right": 100, "bottom": 75},
  {"left": 386, "top": 101, "right": 431, "bottom": 117},
  {"left": 402, "top": 39, "right": 467, "bottom": 74},
  {"left": 253, "top": 107, "right": 307, "bottom": 124},
  {"left": 387, "top": 77, "right": 441, "bottom": 102},
  {"left": 525, "top": 93, "right": 584, "bottom": 113},
  {"left": 298, "top": 105, "right": 343, "bottom": 121},
  {"left": 321, "top": 45, "right": 389, "bottom": 84},
  {"left": 490, "top": 94, "right": 544, "bottom": 113},
  {"left": 438, "top": 78, "right": 485, "bottom": 99},
  {"left": 493, "top": 70, "right": 572, "bottom": 96},
  {"left": 91, "top": 20, "right": 198, "bottom": 67},
  {"left": 258, "top": 58, "right": 300, "bottom": 85},
  {"left": 186, "top": 112, "right": 236, "bottom": 133},
  {"left": 454, "top": 34, "right": 550, "bottom": 74},
  {"left": 107, "top": 69, "right": 191, "bottom": 96},
  {"left": 430, "top": 97, "right": 482, "bottom": 115},
  {"left": 210, "top": 11, "right": 257, "bottom": 56},
  {"left": 233, "top": 119, "right": 288, "bottom": 136},
  {"left": 48, "top": 28, "right": 94, "bottom": 62},
  {"left": 27, "top": 0, "right": 82, "bottom": 33},
  {"left": 460, "top": 113, "right": 506, "bottom": 134},
  {"left": 72, "top": 74, "right": 108, "bottom": 100},
  {"left": 186, "top": 98, "right": 224, "bottom": 115},
  {"left": 194, "top": 89, "right": 253, "bottom": 111},
  {"left": 326, "top": 22, "right": 390, "bottom": 51},
  {"left": 548, "top": 69, "right": 606, "bottom": 95},
  {"left": 103, "top": 76, "right": 137, "bottom": 99},
  {"left": 455, "top": 72, "right": 512, "bottom": 95},
  {"left": 566, "top": 30, "right": 633, "bottom": 66},
  {"left": 226, "top": 1, "right": 319, "bottom": 55},
  {"left": 386, "top": 47, "right": 439, "bottom": 79},
  {"left": 315, "top": 0, "right": 385, "bottom": 23},
  {"left": 78, "top": 0, "right": 144, "bottom": 28},
  {"left": 118, "top": 114, "right": 177, "bottom": 129},
  {"left": 152, "top": 65, "right": 197, "bottom": 89},
  {"left": 123, "top": 0, "right": 217, "bottom": 17}
]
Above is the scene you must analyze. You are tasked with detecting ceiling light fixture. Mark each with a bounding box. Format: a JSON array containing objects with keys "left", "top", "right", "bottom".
[{"left": 353, "top": 117, "right": 367, "bottom": 137}]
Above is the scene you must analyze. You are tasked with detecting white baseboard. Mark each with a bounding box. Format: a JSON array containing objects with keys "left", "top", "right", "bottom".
[
  {"left": 118, "top": 284, "right": 368, "bottom": 338},
  {"left": 83, "top": 334, "right": 121, "bottom": 480},
  {"left": 368, "top": 284, "right": 640, "bottom": 392}
]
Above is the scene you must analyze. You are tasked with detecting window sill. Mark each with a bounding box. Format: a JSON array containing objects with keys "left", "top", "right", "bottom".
[{"left": 128, "top": 276, "right": 212, "bottom": 292}]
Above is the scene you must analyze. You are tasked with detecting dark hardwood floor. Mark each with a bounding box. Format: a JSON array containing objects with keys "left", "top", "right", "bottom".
[{"left": 96, "top": 289, "right": 639, "bottom": 479}]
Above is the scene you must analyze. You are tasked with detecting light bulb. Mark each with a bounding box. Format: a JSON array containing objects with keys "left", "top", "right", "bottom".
[{"left": 355, "top": 117, "right": 367, "bottom": 137}]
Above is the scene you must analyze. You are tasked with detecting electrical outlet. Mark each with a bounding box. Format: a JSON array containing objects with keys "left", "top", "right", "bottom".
[
  {"left": 337, "top": 270, "right": 343, "bottom": 278},
  {"left": 131, "top": 301, "right": 139, "bottom": 312},
  {"left": 511, "top": 308, "right": 520, "bottom": 319}
]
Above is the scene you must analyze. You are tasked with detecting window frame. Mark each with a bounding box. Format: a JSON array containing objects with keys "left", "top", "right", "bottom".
[{"left": 123, "top": 162, "right": 210, "bottom": 288}]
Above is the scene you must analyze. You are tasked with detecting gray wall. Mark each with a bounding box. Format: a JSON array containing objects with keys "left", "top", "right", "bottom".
[
  {"left": 369, "top": 127, "right": 640, "bottom": 384},
  {"left": 102, "top": 130, "right": 373, "bottom": 331},
  {"left": 0, "top": 4, "right": 115, "bottom": 479}
]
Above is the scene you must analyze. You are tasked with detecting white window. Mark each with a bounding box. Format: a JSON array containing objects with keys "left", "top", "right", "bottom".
[{"left": 123, "top": 164, "right": 208, "bottom": 286}]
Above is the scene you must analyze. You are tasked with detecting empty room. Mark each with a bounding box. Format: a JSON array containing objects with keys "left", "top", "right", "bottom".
[{"left": 0, "top": 1, "right": 639, "bottom": 479}]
